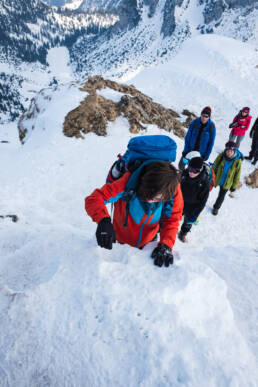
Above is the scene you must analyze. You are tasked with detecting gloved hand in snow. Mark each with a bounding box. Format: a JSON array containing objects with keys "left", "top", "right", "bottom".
[
  {"left": 151, "top": 244, "right": 174, "bottom": 267},
  {"left": 230, "top": 188, "right": 236, "bottom": 192},
  {"left": 96, "top": 217, "right": 116, "bottom": 250}
]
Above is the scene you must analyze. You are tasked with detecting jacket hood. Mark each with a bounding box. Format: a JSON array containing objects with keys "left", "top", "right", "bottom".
[
  {"left": 232, "top": 148, "right": 244, "bottom": 161},
  {"left": 224, "top": 148, "right": 243, "bottom": 162}
]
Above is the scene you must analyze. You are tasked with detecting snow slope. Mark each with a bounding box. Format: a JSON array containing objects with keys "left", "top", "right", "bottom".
[{"left": 0, "top": 34, "right": 258, "bottom": 386}]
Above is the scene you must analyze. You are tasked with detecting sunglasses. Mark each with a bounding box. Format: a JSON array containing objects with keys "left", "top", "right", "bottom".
[
  {"left": 201, "top": 114, "right": 209, "bottom": 118},
  {"left": 225, "top": 147, "right": 236, "bottom": 151},
  {"left": 189, "top": 167, "right": 201, "bottom": 174}
]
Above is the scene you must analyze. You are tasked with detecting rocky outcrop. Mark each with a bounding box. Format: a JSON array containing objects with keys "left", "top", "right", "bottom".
[
  {"left": 245, "top": 169, "right": 258, "bottom": 188},
  {"left": 18, "top": 85, "right": 58, "bottom": 144},
  {"left": 0, "top": 215, "right": 18, "bottom": 222},
  {"left": 63, "top": 76, "right": 186, "bottom": 139},
  {"left": 181, "top": 109, "right": 197, "bottom": 128}
]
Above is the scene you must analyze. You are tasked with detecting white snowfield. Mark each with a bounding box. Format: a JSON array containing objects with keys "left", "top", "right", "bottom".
[{"left": 0, "top": 35, "right": 258, "bottom": 386}]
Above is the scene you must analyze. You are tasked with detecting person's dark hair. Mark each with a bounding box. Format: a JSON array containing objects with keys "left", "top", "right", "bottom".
[{"left": 137, "top": 161, "right": 180, "bottom": 201}]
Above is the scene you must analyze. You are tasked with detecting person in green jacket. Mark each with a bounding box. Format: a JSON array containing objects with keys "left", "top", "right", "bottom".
[{"left": 212, "top": 141, "right": 243, "bottom": 215}]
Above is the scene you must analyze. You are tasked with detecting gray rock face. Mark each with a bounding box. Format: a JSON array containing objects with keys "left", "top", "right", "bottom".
[
  {"left": 161, "top": 0, "right": 176, "bottom": 37},
  {"left": 226, "top": 0, "right": 258, "bottom": 8},
  {"left": 161, "top": 0, "right": 186, "bottom": 37},
  {"left": 43, "top": 0, "right": 66, "bottom": 6},
  {"left": 0, "top": 0, "right": 117, "bottom": 64},
  {"left": 200, "top": 0, "right": 226, "bottom": 24},
  {"left": 112, "top": 0, "right": 141, "bottom": 32},
  {"left": 143, "top": 0, "right": 159, "bottom": 17},
  {"left": 200, "top": 0, "right": 258, "bottom": 25}
]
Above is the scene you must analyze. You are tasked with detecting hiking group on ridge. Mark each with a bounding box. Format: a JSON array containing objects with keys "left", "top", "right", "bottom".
[{"left": 85, "top": 105, "right": 256, "bottom": 267}]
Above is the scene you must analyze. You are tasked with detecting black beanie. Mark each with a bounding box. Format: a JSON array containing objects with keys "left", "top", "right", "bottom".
[{"left": 189, "top": 157, "right": 204, "bottom": 171}]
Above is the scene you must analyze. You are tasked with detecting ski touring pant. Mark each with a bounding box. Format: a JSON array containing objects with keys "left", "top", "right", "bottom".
[
  {"left": 214, "top": 187, "right": 228, "bottom": 210},
  {"left": 229, "top": 133, "right": 244, "bottom": 148},
  {"left": 249, "top": 136, "right": 258, "bottom": 161}
]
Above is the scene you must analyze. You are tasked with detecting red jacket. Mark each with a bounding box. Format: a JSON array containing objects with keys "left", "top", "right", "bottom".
[
  {"left": 231, "top": 114, "right": 252, "bottom": 136},
  {"left": 85, "top": 172, "right": 183, "bottom": 249}
]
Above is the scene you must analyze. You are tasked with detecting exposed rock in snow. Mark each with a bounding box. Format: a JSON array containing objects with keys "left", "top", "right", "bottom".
[
  {"left": 181, "top": 109, "right": 198, "bottom": 128},
  {"left": 245, "top": 168, "right": 258, "bottom": 188},
  {"left": 63, "top": 76, "right": 186, "bottom": 139}
]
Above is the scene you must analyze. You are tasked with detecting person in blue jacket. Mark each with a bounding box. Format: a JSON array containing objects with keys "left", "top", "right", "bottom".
[{"left": 179, "top": 106, "right": 216, "bottom": 170}]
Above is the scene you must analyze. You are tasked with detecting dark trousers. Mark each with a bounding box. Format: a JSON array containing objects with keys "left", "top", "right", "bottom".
[
  {"left": 214, "top": 187, "right": 228, "bottom": 210},
  {"left": 181, "top": 221, "right": 192, "bottom": 235},
  {"left": 180, "top": 211, "right": 194, "bottom": 235},
  {"left": 249, "top": 136, "right": 258, "bottom": 161}
]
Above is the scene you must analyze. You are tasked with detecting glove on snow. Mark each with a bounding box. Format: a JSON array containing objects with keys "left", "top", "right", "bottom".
[
  {"left": 151, "top": 244, "right": 174, "bottom": 267},
  {"left": 96, "top": 217, "right": 116, "bottom": 250},
  {"left": 230, "top": 188, "right": 236, "bottom": 192}
]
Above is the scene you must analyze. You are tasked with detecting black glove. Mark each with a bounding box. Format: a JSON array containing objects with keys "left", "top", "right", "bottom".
[
  {"left": 229, "top": 122, "right": 237, "bottom": 129},
  {"left": 230, "top": 188, "right": 236, "bottom": 192},
  {"left": 202, "top": 156, "right": 208, "bottom": 161},
  {"left": 96, "top": 217, "right": 116, "bottom": 250},
  {"left": 151, "top": 244, "right": 174, "bottom": 267},
  {"left": 182, "top": 151, "right": 187, "bottom": 157}
]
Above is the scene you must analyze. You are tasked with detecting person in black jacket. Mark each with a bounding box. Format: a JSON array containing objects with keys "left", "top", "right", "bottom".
[
  {"left": 178, "top": 157, "right": 210, "bottom": 243},
  {"left": 245, "top": 117, "right": 258, "bottom": 165}
]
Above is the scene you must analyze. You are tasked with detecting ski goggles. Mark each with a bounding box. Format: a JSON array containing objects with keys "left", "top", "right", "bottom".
[
  {"left": 188, "top": 166, "right": 202, "bottom": 174},
  {"left": 225, "top": 146, "right": 236, "bottom": 150}
]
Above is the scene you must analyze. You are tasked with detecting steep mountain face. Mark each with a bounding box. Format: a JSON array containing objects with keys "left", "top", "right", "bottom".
[
  {"left": 0, "top": 73, "right": 24, "bottom": 122},
  {"left": 200, "top": 0, "right": 258, "bottom": 25},
  {"left": 0, "top": 0, "right": 118, "bottom": 64},
  {"left": 70, "top": 0, "right": 258, "bottom": 79},
  {"left": 1, "top": 0, "right": 258, "bottom": 122},
  {"left": 71, "top": 0, "right": 258, "bottom": 76},
  {"left": 1, "top": 0, "right": 257, "bottom": 66}
]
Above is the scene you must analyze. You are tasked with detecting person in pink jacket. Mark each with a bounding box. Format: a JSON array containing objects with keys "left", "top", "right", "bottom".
[{"left": 228, "top": 107, "right": 252, "bottom": 148}]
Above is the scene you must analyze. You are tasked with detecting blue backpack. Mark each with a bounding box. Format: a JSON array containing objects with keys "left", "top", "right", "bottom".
[
  {"left": 107, "top": 135, "right": 177, "bottom": 184},
  {"left": 106, "top": 135, "right": 177, "bottom": 227}
]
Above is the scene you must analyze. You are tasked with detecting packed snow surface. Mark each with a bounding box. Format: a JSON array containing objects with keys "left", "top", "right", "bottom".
[{"left": 0, "top": 35, "right": 258, "bottom": 386}]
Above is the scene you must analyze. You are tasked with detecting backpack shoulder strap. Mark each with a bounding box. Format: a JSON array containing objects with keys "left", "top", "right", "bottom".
[{"left": 209, "top": 121, "right": 214, "bottom": 136}]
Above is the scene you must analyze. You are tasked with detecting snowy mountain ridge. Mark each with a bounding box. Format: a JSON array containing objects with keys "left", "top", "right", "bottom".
[
  {"left": 0, "top": 0, "right": 118, "bottom": 64},
  {"left": 0, "top": 33, "right": 258, "bottom": 386},
  {"left": 70, "top": 0, "right": 258, "bottom": 79},
  {"left": 1, "top": 0, "right": 258, "bottom": 122}
]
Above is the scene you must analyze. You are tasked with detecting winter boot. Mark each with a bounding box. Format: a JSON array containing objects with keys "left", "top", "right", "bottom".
[
  {"left": 212, "top": 207, "right": 219, "bottom": 215},
  {"left": 178, "top": 229, "right": 187, "bottom": 243}
]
